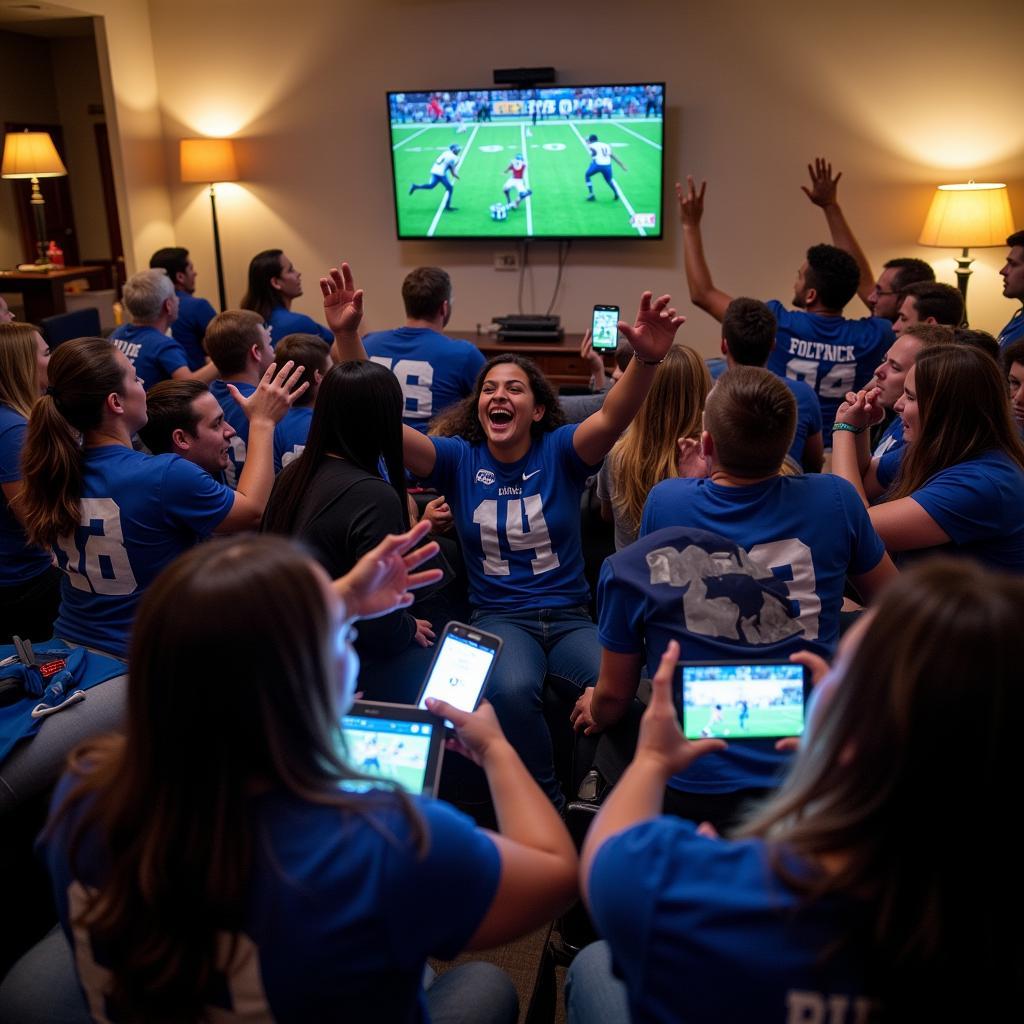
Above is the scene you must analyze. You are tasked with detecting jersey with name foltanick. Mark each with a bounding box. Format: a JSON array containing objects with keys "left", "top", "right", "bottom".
[{"left": 427, "top": 425, "right": 599, "bottom": 610}]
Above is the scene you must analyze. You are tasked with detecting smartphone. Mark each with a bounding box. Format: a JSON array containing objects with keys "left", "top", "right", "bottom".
[
  {"left": 676, "top": 660, "right": 810, "bottom": 741},
  {"left": 591, "top": 304, "right": 620, "bottom": 351},
  {"left": 416, "top": 622, "right": 503, "bottom": 719}
]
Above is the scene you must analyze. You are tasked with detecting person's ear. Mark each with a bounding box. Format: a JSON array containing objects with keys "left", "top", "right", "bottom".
[
  {"left": 804, "top": 287, "right": 818, "bottom": 307},
  {"left": 270, "top": 273, "right": 283, "bottom": 294},
  {"left": 106, "top": 391, "right": 124, "bottom": 416},
  {"left": 248, "top": 343, "right": 261, "bottom": 364},
  {"left": 170, "top": 427, "right": 191, "bottom": 453},
  {"left": 700, "top": 429, "right": 714, "bottom": 462},
  {"left": 532, "top": 403, "right": 546, "bottom": 423},
  {"left": 720, "top": 338, "right": 728, "bottom": 357},
  {"left": 314, "top": 368, "right": 324, "bottom": 386},
  {"left": 174, "top": 271, "right": 187, "bottom": 290},
  {"left": 924, "top": 316, "right": 938, "bottom": 326}
]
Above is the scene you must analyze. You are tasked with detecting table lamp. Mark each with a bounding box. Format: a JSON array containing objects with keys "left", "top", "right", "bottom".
[
  {"left": 180, "top": 138, "right": 239, "bottom": 311},
  {"left": 1, "top": 130, "right": 68, "bottom": 269}
]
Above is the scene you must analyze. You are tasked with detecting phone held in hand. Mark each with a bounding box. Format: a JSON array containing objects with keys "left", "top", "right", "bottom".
[
  {"left": 591, "top": 304, "right": 620, "bottom": 351},
  {"left": 417, "top": 621, "right": 503, "bottom": 721}
]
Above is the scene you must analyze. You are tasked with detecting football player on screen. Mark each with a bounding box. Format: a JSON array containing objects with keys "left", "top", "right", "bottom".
[
  {"left": 585, "top": 133, "right": 627, "bottom": 202},
  {"left": 502, "top": 153, "right": 533, "bottom": 211},
  {"left": 409, "top": 144, "right": 462, "bottom": 211}
]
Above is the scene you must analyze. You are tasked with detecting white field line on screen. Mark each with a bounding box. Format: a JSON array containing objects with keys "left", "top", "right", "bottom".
[
  {"left": 427, "top": 124, "right": 480, "bottom": 237},
  {"left": 610, "top": 120, "right": 662, "bottom": 150},
  {"left": 391, "top": 125, "right": 431, "bottom": 150},
  {"left": 520, "top": 122, "right": 534, "bottom": 236}
]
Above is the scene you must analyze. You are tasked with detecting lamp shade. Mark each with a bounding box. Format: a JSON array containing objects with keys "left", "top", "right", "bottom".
[
  {"left": 918, "top": 182, "right": 1015, "bottom": 249},
  {"left": 180, "top": 138, "right": 238, "bottom": 184},
  {"left": 1, "top": 131, "right": 67, "bottom": 178}
]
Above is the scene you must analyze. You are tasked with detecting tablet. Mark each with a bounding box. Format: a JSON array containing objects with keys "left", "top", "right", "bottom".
[{"left": 340, "top": 701, "right": 445, "bottom": 797}]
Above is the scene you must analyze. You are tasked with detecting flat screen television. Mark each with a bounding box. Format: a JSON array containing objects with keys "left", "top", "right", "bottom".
[{"left": 387, "top": 83, "right": 665, "bottom": 240}]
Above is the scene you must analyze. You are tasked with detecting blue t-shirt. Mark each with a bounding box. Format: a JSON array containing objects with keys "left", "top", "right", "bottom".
[
  {"left": 997, "top": 308, "right": 1024, "bottom": 350},
  {"left": 267, "top": 306, "right": 333, "bottom": 346},
  {"left": 210, "top": 380, "right": 256, "bottom": 489},
  {"left": 51, "top": 446, "right": 235, "bottom": 656},
  {"left": 590, "top": 817, "right": 877, "bottom": 1024},
  {"left": 875, "top": 448, "right": 1024, "bottom": 572},
  {"left": 764, "top": 301, "right": 893, "bottom": 431},
  {"left": 172, "top": 290, "right": 217, "bottom": 371},
  {"left": 0, "top": 404, "right": 52, "bottom": 585},
  {"left": 427, "top": 425, "right": 600, "bottom": 610},
  {"left": 273, "top": 406, "right": 314, "bottom": 473},
  {"left": 41, "top": 781, "right": 500, "bottom": 1023},
  {"left": 364, "top": 327, "right": 486, "bottom": 433},
  {"left": 872, "top": 417, "right": 904, "bottom": 459},
  {"left": 110, "top": 323, "right": 189, "bottom": 391}
]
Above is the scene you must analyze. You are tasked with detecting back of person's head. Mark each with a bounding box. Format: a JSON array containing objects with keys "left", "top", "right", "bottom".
[
  {"left": 1007, "top": 229, "right": 1024, "bottom": 248},
  {"left": 204, "top": 310, "right": 265, "bottom": 376},
  {"left": 613, "top": 338, "right": 634, "bottom": 374},
  {"left": 804, "top": 244, "right": 860, "bottom": 311},
  {"left": 899, "top": 322, "right": 955, "bottom": 349},
  {"left": 20, "top": 338, "right": 125, "bottom": 547},
  {"left": 1003, "top": 337, "right": 1024, "bottom": 375},
  {"left": 609, "top": 345, "right": 710, "bottom": 532},
  {"left": 0, "top": 321, "right": 43, "bottom": 418},
  {"left": 888, "top": 343, "right": 1024, "bottom": 501},
  {"left": 882, "top": 257, "right": 935, "bottom": 292},
  {"left": 138, "top": 379, "right": 208, "bottom": 455},
  {"left": 721, "top": 297, "right": 777, "bottom": 366},
  {"left": 402, "top": 266, "right": 451, "bottom": 320},
  {"left": 952, "top": 327, "right": 1000, "bottom": 363},
  {"left": 123, "top": 269, "right": 174, "bottom": 323},
  {"left": 703, "top": 366, "right": 796, "bottom": 478},
  {"left": 900, "top": 281, "right": 964, "bottom": 327},
  {"left": 741, "top": 558, "right": 1022, "bottom": 1017},
  {"left": 149, "top": 247, "right": 189, "bottom": 284},
  {"left": 240, "top": 248, "right": 284, "bottom": 321},
  {"left": 262, "top": 360, "right": 409, "bottom": 535},
  {"left": 274, "top": 333, "right": 329, "bottom": 407}
]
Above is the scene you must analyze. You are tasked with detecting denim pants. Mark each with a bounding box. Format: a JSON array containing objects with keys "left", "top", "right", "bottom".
[
  {"left": 471, "top": 605, "right": 600, "bottom": 808},
  {"left": 564, "top": 940, "right": 631, "bottom": 1024}
]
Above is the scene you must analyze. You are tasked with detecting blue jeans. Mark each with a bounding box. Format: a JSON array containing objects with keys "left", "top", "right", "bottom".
[
  {"left": 471, "top": 606, "right": 600, "bottom": 807},
  {"left": 565, "top": 940, "right": 631, "bottom": 1024}
]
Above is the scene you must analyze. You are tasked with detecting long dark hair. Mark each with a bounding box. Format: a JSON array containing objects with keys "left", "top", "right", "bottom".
[
  {"left": 739, "top": 559, "right": 1022, "bottom": 1016},
  {"left": 262, "top": 360, "right": 409, "bottom": 535},
  {"left": 239, "top": 248, "right": 285, "bottom": 321},
  {"left": 429, "top": 353, "right": 565, "bottom": 443},
  {"left": 53, "top": 536, "right": 425, "bottom": 1022}
]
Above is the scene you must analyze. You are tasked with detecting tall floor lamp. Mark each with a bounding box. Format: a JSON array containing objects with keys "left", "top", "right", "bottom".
[
  {"left": 180, "top": 138, "right": 238, "bottom": 311},
  {"left": 918, "top": 181, "right": 1015, "bottom": 326},
  {"left": 1, "top": 130, "right": 68, "bottom": 269}
]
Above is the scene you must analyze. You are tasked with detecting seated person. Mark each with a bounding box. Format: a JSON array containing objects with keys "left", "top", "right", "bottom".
[
  {"left": 361, "top": 266, "right": 485, "bottom": 432},
  {"left": 204, "top": 310, "right": 276, "bottom": 487},
  {"left": 241, "top": 248, "right": 333, "bottom": 346},
  {"left": 832, "top": 344, "right": 1024, "bottom": 571},
  {"left": 272, "top": 333, "right": 331, "bottom": 472},
  {"left": 110, "top": 270, "right": 218, "bottom": 390},
  {"left": 148, "top": 246, "right": 216, "bottom": 371},
  {"left": 998, "top": 229, "right": 1024, "bottom": 349},
  {"left": 894, "top": 280, "right": 964, "bottom": 336},
  {"left": 953, "top": 327, "right": 1000, "bottom": 363},
  {"left": 567, "top": 559, "right": 1019, "bottom": 1024},
  {"left": 559, "top": 335, "right": 634, "bottom": 424},
  {"left": 1004, "top": 338, "right": 1024, "bottom": 432}
]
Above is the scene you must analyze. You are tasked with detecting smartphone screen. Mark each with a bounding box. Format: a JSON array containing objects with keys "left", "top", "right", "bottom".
[
  {"left": 591, "top": 305, "right": 620, "bottom": 351},
  {"left": 417, "top": 624, "right": 501, "bottom": 717},
  {"left": 678, "top": 661, "right": 808, "bottom": 740}
]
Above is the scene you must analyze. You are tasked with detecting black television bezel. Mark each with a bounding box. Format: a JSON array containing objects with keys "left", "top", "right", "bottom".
[{"left": 385, "top": 80, "right": 667, "bottom": 242}]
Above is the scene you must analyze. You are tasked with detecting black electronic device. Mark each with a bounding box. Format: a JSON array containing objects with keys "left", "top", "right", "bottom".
[{"left": 493, "top": 66, "right": 556, "bottom": 87}]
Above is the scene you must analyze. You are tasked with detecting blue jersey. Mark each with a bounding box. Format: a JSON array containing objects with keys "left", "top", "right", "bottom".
[
  {"left": 875, "top": 448, "right": 1024, "bottom": 572},
  {"left": 998, "top": 308, "right": 1024, "bottom": 350},
  {"left": 364, "top": 327, "right": 485, "bottom": 433},
  {"left": 267, "top": 306, "right": 333, "bottom": 347},
  {"left": 590, "top": 818, "right": 877, "bottom": 1024},
  {"left": 172, "top": 290, "right": 217, "bottom": 371},
  {"left": 872, "top": 417, "right": 904, "bottom": 459},
  {"left": 273, "top": 406, "right": 314, "bottom": 473},
  {"left": 210, "top": 380, "right": 256, "bottom": 489},
  {"left": 599, "top": 526, "right": 810, "bottom": 793},
  {"left": 42, "top": 780, "right": 501, "bottom": 1023},
  {"left": 764, "top": 301, "right": 893, "bottom": 430},
  {"left": 0, "top": 404, "right": 52, "bottom": 585},
  {"left": 110, "top": 323, "right": 189, "bottom": 391},
  {"left": 51, "top": 446, "right": 235, "bottom": 656},
  {"left": 427, "top": 425, "right": 600, "bottom": 610}
]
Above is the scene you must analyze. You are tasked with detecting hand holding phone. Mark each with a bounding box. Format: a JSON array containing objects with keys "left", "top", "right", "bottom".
[
  {"left": 417, "top": 622, "right": 502, "bottom": 720},
  {"left": 591, "top": 304, "right": 620, "bottom": 351}
]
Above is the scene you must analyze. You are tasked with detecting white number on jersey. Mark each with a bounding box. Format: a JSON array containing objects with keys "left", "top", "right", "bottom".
[
  {"left": 472, "top": 496, "right": 560, "bottom": 577},
  {"left": 785, "top": 357, "right": 819, "bottom": 389},
  {"left": 224, "top": 435, "right": 247, "bottom": 489},
  {"left": 281, "top": 445, "right": 305, "bottom": 469},
  {"left": 369, "top": 356, "right": 434, "bottom": 419},
  {"left": 55, "top": 497, "right": 139, "bottom": 596},
  {"left": 818, "top": 362, "right": 856, "bottom": 398},
  {"left": 747, "top": 538, "right": 820, "bottom": 640}
]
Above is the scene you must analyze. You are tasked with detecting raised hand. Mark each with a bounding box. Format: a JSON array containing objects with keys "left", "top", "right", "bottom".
[
  {"left": 228, "top": 359, "right": 308, "bottom": 425},
  {"left": 320, "top": 262, "right": 364, "bottom": 336},
  {"left": 618, "top": 291, "right": 685, "bottom": 365},
  {"left": 422, "top": 495, "right": 453, "bottom": 534},
  {"left": 801, "top": 157, "right": 841, "bottom": 208},
  {"left": 675, "top": 176, "right": 706, "bottom": 227},
  {"left": 835, "top": 386, "right": 884, "bottom": 431},
  {"left": 580, "top": 329, "right": 606, "bottom": 385}
]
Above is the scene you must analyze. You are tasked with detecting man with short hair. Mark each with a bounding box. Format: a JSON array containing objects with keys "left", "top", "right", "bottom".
[
  {"left": 138, "top": 379, "right": 236, "bottom": 479},
  {"left": 204, "top": 310, "right": 275, "bottom": 487},
  {"left": 893, "top": 281, "right": 964, "bottom": 336},
  {"left": 110, "top": 269, "right": 219, "bottom": 390},
  {"left": 272, "top": 333, "right": 331, "bottom": 472},
  {"left": 149, "top": 247, "right": 217, "bottom": 370},
  {"left": 679, "top": 177, "right": 893, "bottom": 435},
  {"left": 997, "top": 230, "right": 1024, "bottom": 349},
  {"left": 1002, "top": 338, "right": 1024, "bottom": 431},
  {"left": 361, "top": 267, "right": 485, "bottom": 433}
]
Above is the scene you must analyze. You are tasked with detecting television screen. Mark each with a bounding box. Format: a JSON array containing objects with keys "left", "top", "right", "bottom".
[{"left": 387, "top": 83, "right": 665, "bottom": 240}]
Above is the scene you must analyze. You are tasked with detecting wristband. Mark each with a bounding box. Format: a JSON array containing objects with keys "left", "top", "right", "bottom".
[
  {"left": 633, "top": 352, "right": 665, "bottom": 367},
  {"left": 831, "top": 421, "right": 865, "bottom": 435}
]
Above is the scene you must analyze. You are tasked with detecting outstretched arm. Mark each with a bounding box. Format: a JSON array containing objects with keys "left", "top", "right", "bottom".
[
  {"left": 322, "top": 263, "right": 367, "bottom": 364},
  {"left": 801, "top": 157, "right": 874, "bottom": 311},
  {"left": 677, "top": 177, "right": 732, "bottom": 322},
  {"left": 611, "top": 154, "right": 628, "bottom": 171}
]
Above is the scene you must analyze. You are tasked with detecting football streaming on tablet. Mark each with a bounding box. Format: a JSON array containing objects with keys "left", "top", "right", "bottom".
[
  {"left": 340, "top": 712, "right": 436, "bottom": 794},
  {"left": 387, "top": 83, "right": 665, "bottom": 240}
]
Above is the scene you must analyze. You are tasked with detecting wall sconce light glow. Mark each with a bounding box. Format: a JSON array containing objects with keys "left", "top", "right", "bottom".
[{"left": 189, "top": 109, "right": 249, "bottom": 139}]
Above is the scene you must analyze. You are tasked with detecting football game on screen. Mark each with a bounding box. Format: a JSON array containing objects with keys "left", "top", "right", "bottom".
[{"left": 388, "top": 84, "right": 664, "bottom": 240}]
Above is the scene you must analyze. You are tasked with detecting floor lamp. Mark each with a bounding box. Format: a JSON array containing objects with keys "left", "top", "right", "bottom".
[
  {"left": 918, "top": 181, "right": 1015, "bottom": 326},
  {"left": 1, "top": 130, "right": 68, "bottom": 270},
  {"left": 180, "top": 138, "right": 239, "bottom": 311}
]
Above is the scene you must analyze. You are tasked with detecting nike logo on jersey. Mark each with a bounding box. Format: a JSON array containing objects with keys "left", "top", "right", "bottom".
[{"left": 523, "top": 469, "right": 541, "bottom": 481}]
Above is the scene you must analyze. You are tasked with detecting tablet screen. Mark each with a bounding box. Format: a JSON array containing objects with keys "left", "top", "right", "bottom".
[{"left": 341, "top": 710, "right": 439, "bottom": 795}]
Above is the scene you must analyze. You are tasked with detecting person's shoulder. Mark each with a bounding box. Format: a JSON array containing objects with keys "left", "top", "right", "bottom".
[{"left": 0, "top": 402, "right": 26, "bottom": 433}]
